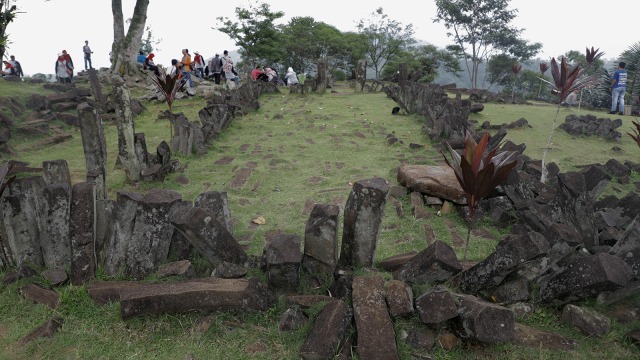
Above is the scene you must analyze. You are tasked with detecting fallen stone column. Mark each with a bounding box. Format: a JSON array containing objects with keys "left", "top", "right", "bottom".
[
  {"left": 171, "top": 206, "right": 248, "bottom": 267},
  {"left": 300, "top": 300, "right": 352, "bottom": 359},
  {"left": 352, "top": 275, "right": 399, "bottom": 360},
  {"left": 120, "top": 278, "right": 271, "bottom": 319}
]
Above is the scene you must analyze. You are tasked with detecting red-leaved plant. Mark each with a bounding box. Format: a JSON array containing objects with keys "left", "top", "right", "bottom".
[
  {"left": 628, "top": 120, "right": 640, "bottom": 148},
  {"left": 537, "top": 62, "right": 549, "bottom": 98},
  {"left": 442, "top": 130, "right": 518, "bottom": 261},
  {"left": 511, "top": 63, "right": 522, "bottom": 103},
  {"left": 538, "top": 47, "right": 604, "bottom": 182},
  {"left": 148, "top": 68, "right": 185, "bottom": 139}
]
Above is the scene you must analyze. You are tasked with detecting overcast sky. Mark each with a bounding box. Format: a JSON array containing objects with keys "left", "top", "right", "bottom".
[{"left": 6, "top": 0, "right": 638, "bottom": 76}]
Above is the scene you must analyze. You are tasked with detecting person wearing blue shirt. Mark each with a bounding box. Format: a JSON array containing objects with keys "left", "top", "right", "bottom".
[
  {"left": 137, "top": 51, "right": 146, "bottom": 65},
  {"left": 609, "top": 62, "right": 627, "bottom": 115}
]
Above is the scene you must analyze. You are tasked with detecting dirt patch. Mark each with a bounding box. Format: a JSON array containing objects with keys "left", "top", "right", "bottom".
[
  {"left": 302, "top": 199, "right": 316, "bottom": 215},
  {"left": 175, "top": 175, "right": 189, "bottom": 185},
  {"left": 472, "top": 228, "right": 498, "bottom": 241},
  {"left": 264, "top": 229, "right": 286, "bottom": 245},
  {"left": 213, "top": 156, "right": 233, "bottom": 165},
  {"left": 308, "top": 176, "right": 325, "bottom": 184},
  {"left": 238, "top": 199, "right": 251, "bottom": 206},
  {"left": 305, "top": 138, "right": 315, "bottom": 144},
  {"left": 239, "top": 144, "right": 250, "bottom": 153},
  {"left": 335, "top": 162, "right": 345, "bottom": 170},
  {"left": 423, "top": 223, "right": 435, "bottom": 245},
  {"left": 230, "top": 168, "right": 253, "bottom": 189},
  {"left": 246, "top": 161, "right": 258, "bottom": 169},
  {"left": 251, "top": 181, "right": 261, "bottom": 192}
]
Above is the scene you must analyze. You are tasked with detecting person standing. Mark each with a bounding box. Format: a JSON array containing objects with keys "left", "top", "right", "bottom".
[
  {"left": 62, "top": 50, "right": 74, "bottom": 80},
  {"left": 180, "top": 48, "right": 194, "bottom": 87},
  {"left": 221, "top": 50, "right": 239, "bottom": 86},
  {"left": 209, "top": 53, "right": 222, "bottom": 84},
  {"left": 193, "top": 51, "right": 205, "bottom": 79},
  {"left": 609, "top": 62, "right": 627, "bottom": 115},
  {"left": 83, "top": 40, "right": 93, "bottom": 70},
  {"left": 55, "top": 53, "right": 71, "bottom": 83}
]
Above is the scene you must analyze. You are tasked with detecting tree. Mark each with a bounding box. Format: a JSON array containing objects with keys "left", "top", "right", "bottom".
[
  {"left": 381, "top": 44, "right": 461, "bottom": 83},
  {"left": 280, "top": 17, "right": 344, "bottom": 75},
  {"left": 139, "top": 25, "right": 161, "bottom": 55},
  {"left": 486, "top": 53, "right": 516, "bottom": 89},
  {"left": 110, "top": 0, "right": 149, "bottom": 75},
  {"left": 215, "top": 1, "right": 284, "bottom": 66},
  {"left": 332, "top": 31, "right": 368, "bottom": 79},
  {"left": 357, "top": 7, "right": 415, "bottom": 79},
  {"left": 0, "top": 0, "right": 19, "bottom": 61},
  {"left": 620, "top": 41, "right": 640, "bottom": 103},
  {"left": 434, "top": 0, "right": 541, "bottom": 89}
]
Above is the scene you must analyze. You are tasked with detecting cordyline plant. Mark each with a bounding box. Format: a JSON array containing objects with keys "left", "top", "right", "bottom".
[
  {"left": 537, "top": 62, "right": 549, "bottom": 98},
  {"left": 628, "top": 120, "right": 640, "bottom": 148},
  {"left": 538, "top": 47, "right": 604, "bottom": 183},
  {"left": 442, "top": 131, "right": 518, "bottom": 261},
  {"left": 149, "top": 68, "right": 185, "bottom": 139},
  {"left": 511, "top": 63, "right": 522, "bottom": 104}
]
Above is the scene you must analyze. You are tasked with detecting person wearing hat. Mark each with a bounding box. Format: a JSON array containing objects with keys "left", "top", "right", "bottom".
[
  {"left": 55, "top": 52, "right": 72, "bottom": 83},
  {"left": 144, "top": 53, "right": 160, "bottom": 76},
  {"left": 193, "top": 51, "right": 205, "bottom": 79},
  {"left": 61, "top": 50, "right": 74, "bottom": 80}
]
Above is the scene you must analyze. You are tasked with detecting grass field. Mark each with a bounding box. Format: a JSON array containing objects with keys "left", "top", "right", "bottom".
[{"left": 0, "top": 79, "right": 639, "bottom": 359}]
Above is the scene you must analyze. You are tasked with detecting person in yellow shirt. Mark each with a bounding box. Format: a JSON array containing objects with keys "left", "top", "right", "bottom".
[{"left": 180, "top": 49, "right": 194, "bottom": 87}]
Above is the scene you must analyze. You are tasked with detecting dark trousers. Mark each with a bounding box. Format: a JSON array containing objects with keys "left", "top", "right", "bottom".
[{"left": 213, "top": 73, "right": 221, "bottom": 85}]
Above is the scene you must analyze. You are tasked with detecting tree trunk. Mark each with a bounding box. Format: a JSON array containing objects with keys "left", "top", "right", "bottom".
[{"left": 111, "top": 0, "right": 149, "bottom": 76}]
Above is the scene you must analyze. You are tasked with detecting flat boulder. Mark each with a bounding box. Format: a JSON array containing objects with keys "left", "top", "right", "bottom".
[{"left": 397, "top": 165, "right": 466, "bottom": 204}]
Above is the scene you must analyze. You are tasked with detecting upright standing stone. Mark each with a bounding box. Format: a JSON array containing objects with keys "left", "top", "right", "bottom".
[
  {"left": 264, "top": 233, "right": 302, "bottom": 290},
  {"left": 94, "top": 198, "right": 114, "bottom": 265},
  {"left": 103, "top": 191, "right": 142, "bottom": 277},
  {"left": 42, "top": 184, "right": 71, "bottom": 269},
  {"left": 1, "top": 177, "right": 46, "bottom": 267},
  {"left": 69, "top": 182, "right": 95, "bottom": 285},
  {"left": 355, "top": 59, "right": 367, "bottom": 92},
  {"left": 303, "top": 204, "right": 339, "bottom": 275},
  {"left": 124, "top": 189, "right": 183, "bottom": 280},
  {"left": 339, "top": 178, "right": 389, "bottom": 268},
  {"left": 194, "top": 191, "right": 233, "bottom": 234},
  {"left": 42, "top": 160, "right": 71, "bottom": 186},
  {"left": 78, "top": 102, "right": 107, "bottom": 199},
  {"left": 134, "top": 133, "right": 150, "bottom": 173},
  {"left": 316, "top": 59, "right": 327, "bottom": 94},
  {"left": 112, "top": 76, "right": 142, "bottom": 182},
  {"left": 352, "top": 276, "right": 399, "bottom": 360}
]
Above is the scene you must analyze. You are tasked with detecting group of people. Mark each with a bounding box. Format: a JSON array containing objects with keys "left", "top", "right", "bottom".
[
  {"left": 50, "top": 40, "right": 94, "bottom": 83},
  {"left": 135, "top": 48, "right": 308, "bottom": 90},
  {"left": 1, "top": 55, "right": 23, "bottom": 78}
]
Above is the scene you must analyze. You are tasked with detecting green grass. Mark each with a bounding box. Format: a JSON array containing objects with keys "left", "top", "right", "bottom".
[{"left": 0, "top": 79, "right": 639, "bottom": 359}]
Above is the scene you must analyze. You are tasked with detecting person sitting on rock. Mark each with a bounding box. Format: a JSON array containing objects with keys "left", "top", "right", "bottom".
[{"left": 144, "top": 53, "right": 160, "bottom": 76}]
